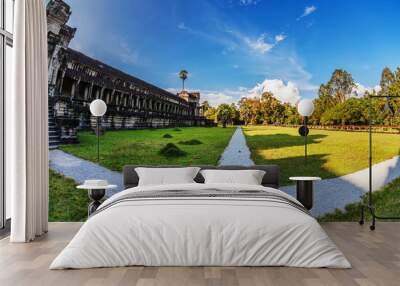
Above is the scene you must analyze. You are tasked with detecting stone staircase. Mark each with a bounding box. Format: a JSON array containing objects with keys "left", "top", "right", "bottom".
[{"left": 48, "top": 105, "right": 60, "bottom": 149}]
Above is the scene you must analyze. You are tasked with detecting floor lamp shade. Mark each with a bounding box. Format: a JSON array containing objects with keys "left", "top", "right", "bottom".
[
  {"left": 90, "top": 99, "right": 107, "bottom": 117},
  {"left": 297, "top": 99, "right": 315, "bottom": 117}
]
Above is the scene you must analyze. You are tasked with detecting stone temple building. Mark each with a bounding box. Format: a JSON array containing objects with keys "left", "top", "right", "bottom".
[{"left": 46, "top": 0, "right": 211, "bottom": 148}]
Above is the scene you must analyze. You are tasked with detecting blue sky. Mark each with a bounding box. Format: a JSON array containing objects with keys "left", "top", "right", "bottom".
[{"left": 65, "top": 0, "right": 400, "bottom": 106}]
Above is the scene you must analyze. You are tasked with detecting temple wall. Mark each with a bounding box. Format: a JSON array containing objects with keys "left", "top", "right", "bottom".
[{"left": 46, "top": 0, "right": 213, "bottom": 146}]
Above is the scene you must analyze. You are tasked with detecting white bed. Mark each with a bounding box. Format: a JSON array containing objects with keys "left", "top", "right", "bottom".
[{"left": 50, "top": 183, "right": 351, "bottom": 269}]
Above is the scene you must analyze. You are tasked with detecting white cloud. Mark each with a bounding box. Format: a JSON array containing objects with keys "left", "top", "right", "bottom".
[
  {"left": 351, "top": 83, "right": 381, "bottom": 97},
  {"left": 275, "top": 34, "right": 286, "bottom": 42},
  {"left": 178, "top": 23, "right": 238, "bottom": 51},
  {"left": 298, "top": 5, "right": 317, "bottom": 20},
  {"left": 247, "top": 79, "right": 300, "bottom": 104},
  {"left": 239, "top": 0, "right": 260, "bottom": 6},
  {"left": 231, "top": 32, "right": 286, "bottom": 54},
  {"left": 245, "top": 34, "right": 274, "bottom": 54},
  {"left": 179, "top": 24, "right": 314, "bottom": 95},
  {"left": 118, "top": 40, "right": 139, "bottom": 65},
  {"left": 201, "top": 91, "right": 237, "bottom": 106},
  {"left": 166, "top": 88, "right": 238, "bottom": 106},
  {"left": 167, "top": 78, "right": 301, "bottom": 107},
  {"left": 177, "top": 22, "right": 188, "bottom": 30}
]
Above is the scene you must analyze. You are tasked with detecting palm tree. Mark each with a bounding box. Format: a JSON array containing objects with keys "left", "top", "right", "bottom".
[{"left": 179, "top": 70, "right": 188, "bottom": 91}]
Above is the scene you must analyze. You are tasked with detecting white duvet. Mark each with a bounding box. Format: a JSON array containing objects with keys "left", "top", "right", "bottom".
[{"left": 50, "top": 183, "right": 351, "bottom": 269}]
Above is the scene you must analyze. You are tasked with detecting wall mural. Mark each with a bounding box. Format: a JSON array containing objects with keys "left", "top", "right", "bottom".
[{"left": 46, "top": 0, "right": 400, "bottom": 224}]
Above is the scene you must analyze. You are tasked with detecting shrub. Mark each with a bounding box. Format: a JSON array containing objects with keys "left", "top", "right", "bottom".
[
  {"left": 163, "top": 133, "right": 173, "bottom": 138},
  {"left": 178, "top": 139, "right": 203, "bottom": 145},
  {"left": 159, "top": 143, "right": 186, "bottom": 157}
]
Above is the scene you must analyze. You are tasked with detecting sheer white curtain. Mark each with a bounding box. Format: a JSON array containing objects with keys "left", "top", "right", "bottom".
[{"left": 8, "top": 0, "right": 49, "bottom": 242}]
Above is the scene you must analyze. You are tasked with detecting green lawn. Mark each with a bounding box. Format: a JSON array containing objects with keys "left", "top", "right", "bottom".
[
  {"left": 319, "top": 176, "right": 400, "bottom": 221},
  {"left": 49, "top": 170, "right": 88, "bottom": 222},
  {"left": 61, "top": 127, "right": 235, "bottom": 171},
  {"left": 243, "top": 126, "right": 400, "bottom": 186}
]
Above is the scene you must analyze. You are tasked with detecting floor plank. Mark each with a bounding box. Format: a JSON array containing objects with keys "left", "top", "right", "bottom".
[{"left": 0, "top": 222, "right": 399, "bottom": 286}]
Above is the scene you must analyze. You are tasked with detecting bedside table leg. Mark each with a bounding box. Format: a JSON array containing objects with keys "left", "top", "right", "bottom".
[
  {"left": 87, "top": 189, "right": 106, "bottom": 216},
  {"left": 296, "top": 181, "right": 313, "bottom": 210}
]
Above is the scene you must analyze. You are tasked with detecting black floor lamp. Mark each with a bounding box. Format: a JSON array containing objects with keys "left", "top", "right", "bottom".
[
  {"left": 89, "top": 99, "right": 107, "bottom": 162},
  {"left": 359, "top": 94, "right": 400, "bottom": 230},
  {"left": 297, "top": 99, "right": 315, "bottom": 163}
]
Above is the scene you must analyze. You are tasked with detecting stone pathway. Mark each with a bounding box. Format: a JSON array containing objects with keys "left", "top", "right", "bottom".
[
  {"left": 281, "top": 155, "right": 400, "bottom": 217},
  {"left": 218, "top": 127, "right": 254, "bottom": 166},
  {"left": 49, "top": 150, "right": 123, "bottom": 197}
]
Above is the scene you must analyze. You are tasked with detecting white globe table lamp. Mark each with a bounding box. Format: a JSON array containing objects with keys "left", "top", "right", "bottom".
[
  {"left": 90, "top": 99, "right": 107, "bottom": 162},
  {"left": 90, "top": 99, "right": 107, "bottom": 117},
  {"left": 298, "top": 99, "right": 314, "bottom": 117},
  {"left": 297, "top": 99, "right": 314, "bottom": 163}
]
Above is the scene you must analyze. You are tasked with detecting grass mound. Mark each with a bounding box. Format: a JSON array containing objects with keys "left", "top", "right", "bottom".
[
  {"left": 163, "top": 133, "right": 173, "bottom": 138},
  {"left": 179, "top": 139, "right": 203, "bottom": 145},
  {"left": 159, "top": 143, "right": 187, "bottom": 157},
  {"left": 173, "top": 128, "right": 182, "bottom": 131}
]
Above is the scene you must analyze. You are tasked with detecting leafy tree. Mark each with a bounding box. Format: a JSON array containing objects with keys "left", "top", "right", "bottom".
[
  {"left": 379, "top": 67, "right": 395, "bottom": 96},
  {"left": 238, "top": 97, "right": 262, "bottom": 125},
  {"left": 311, "top": 84, "right": 334, "bottom": 124},
  {"left": 378, "top": 67, "right": 400, "bottom": 125},
  {"left": 328, "top": 69, "right": 355, "bottom": 104},
  {"left": 216, "top": 103, "right": 236, "bottom": 128},
  {"left": 230, "top": 103, "right": 241, "bottom": 124},
  {"left": 201, "top": 101, "right": 211, "bottom": 117},
  {"left": 179, "top": 70, "right": 188, "bottom": 90},
  {"left": 201, "top": 101, "right": 211, "bottom": 112},
  {"left": 238, "top": 93, "right": 298, "bottom": 125},
  {"left": 312, "top": 69, "right": 355, "bottom": 124},
  {"left": 204, "top": 106, "right": 217, "bottom": 122},
  {"left": 260, "top": 92, "right": 281, "bottom": 124},
  {"left": 283, "top": 103, "right": 302, "bottom": 124}
]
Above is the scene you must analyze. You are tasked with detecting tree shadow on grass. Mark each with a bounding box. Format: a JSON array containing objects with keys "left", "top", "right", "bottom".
[
  {"left": 246, "top": 133, "right": 327, "bottom": 150},
  {"left": 261, "top": 153, "right": 334, "bottom": 186}
]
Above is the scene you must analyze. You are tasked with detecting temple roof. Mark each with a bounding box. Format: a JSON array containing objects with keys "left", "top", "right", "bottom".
[{"left": 65, "top": 48, "right": 187, "bottom": 103}]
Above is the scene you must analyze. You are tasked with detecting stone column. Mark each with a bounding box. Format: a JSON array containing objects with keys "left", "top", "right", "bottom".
[
  {"left": 71, "top": 80, "right": 77, "bottom": 98},
  {"left": 87, "top": 83, "right": 94, "bottom": 101},
  {"left": 100, "top": 87, "right": 106, "bottom": 100},
  {"left": 58, "top": 70, "right": 66, "bottom": 94}
]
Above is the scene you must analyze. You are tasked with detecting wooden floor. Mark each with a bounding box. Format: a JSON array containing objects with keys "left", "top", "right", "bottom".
[{"left": 0, "top": 222, "right": 399, "bottom": 286}]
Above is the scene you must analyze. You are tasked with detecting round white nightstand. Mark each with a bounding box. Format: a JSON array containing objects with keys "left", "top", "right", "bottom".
[
  {"left": 77, "top": 183, "right": 117, "bottom": 216},
  {"left": 289, "top": 177, "right": 321, "bottom": 210}
]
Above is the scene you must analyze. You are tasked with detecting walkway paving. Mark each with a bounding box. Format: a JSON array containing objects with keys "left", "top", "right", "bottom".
[
  {"left": 281, "top": 155, "right": 400, "bottom": 217},
  {"left": 49, "top": 150, "right": 123, "bottom": 197},
  {"left": 218, "top": 127, "right": 255, "bottom": 166}
]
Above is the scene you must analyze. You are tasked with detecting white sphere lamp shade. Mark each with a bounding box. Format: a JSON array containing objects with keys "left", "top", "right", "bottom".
[
  {"left": 90, "top": 99, "right": 107, "bottom": 117},
  {"left": 297, "top": 99, "right": 315, "bottom": 117}
]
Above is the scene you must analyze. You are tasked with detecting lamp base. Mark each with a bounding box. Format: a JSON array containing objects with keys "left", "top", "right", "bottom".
[{"left": 359, "top": 203, "right": 400, "bottom": 231}]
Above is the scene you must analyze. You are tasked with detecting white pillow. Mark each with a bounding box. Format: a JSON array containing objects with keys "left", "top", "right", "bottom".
[
  {"left": 200, "top": 169, "right": 266, "bottom": 185},
  {"left": 135, "top": 167, "right": 200, "bottom": 186}
]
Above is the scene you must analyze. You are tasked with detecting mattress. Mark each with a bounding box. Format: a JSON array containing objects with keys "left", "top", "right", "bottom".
[{"left": 50, "top": 183, "right": 350, "bottom": 269}]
